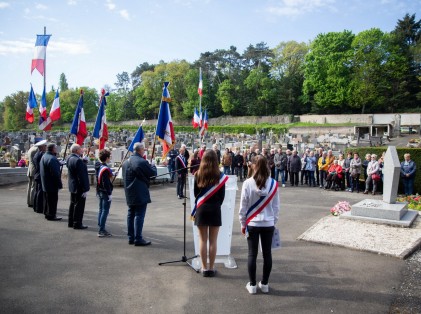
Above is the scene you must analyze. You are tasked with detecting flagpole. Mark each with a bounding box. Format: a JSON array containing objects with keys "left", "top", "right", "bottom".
[
  {"left": 43, "top": 26, "right": 46, "bottom": 92},
  {"left": 60, "top": 133, "right": 71, "bottom": 174},
  {"left": 111, "top": 119, "right": 146, "bottom": 184},
  {"left": 199, "top": 67, "right": 202, "bottom": 146}
]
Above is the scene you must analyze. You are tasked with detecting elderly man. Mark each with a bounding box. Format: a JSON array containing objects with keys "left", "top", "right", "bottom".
[
  {"left": 122, "top": 142, "right": 157, "bottom": 246},
  {"left": 26, "top": 142, "right": 39, "bottom": 207},
  {"left": 33, "top": 140, "right": 47, "bottom": 213},
  {"left": 67, "top": 144, "right": 90, "bottom": 229},
  {"left": 176, "top": 145, "right": 188, "bottom": 199},
  {"left": 40, "top": 143, "right": 63, "bottom": 221}
]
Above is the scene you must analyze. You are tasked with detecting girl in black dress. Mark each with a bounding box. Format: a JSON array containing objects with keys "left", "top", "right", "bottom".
[{"left": 194, "top": 149, "right": 227, "bottom": 277}]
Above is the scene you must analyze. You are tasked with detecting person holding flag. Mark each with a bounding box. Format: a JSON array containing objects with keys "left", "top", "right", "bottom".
[
  {"left": 93, "top": 89, "right": 109, "bottom": 150},
  {"left": 155, "top": 82, "right": 175, "bottom": 159},
  {"left": 70, "top": 90, "right": 87, "bottom": 145}
]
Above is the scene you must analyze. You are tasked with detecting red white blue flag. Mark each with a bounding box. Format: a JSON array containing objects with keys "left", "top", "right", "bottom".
[
  {"left": 70, "top": 90, "right": 87, "bottom": 145},
  {"left": 38, "top": 86, "right": 48, "bottom": 130},
  {"left": 198, "top": 67, "right": 203, "bottom": 96},
  {"left": 192, "top": 108, "right": 200, "bottom": 128},
  {"left": 93, "top": 89, "right": 109, "bottom": 150},
  {"left": 155, "top": 82, "right": 175, "bottom": 158},
  {"left": 31, "top": 35, "right": 51, "bottom": 76},
  {"left": 39, "top": 89, "right": 60, "bottom": 131},
  {"left": 26, "top": 85, "right": 38, "bottom": 124},
  {"left": 199, "top": 110, "right": 208, "bottom": 138}
]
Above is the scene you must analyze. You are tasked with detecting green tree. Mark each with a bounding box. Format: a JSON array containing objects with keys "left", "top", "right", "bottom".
[
  {"left": 3, "top": 91, "right": 28, "bottom": 130},
  {"left": 59, "top": 73, "right": 69, "bottom": 91},
  {"left": 303, "top": 30, "right": 355, "bottom": 113},
  {"left": 216, "top": 79, "right": 239, "bottom": 115}
]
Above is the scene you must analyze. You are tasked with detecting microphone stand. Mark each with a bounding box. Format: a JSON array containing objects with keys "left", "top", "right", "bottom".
[{"left": 158, "top": 164, "right": 199, "bottom": 272}]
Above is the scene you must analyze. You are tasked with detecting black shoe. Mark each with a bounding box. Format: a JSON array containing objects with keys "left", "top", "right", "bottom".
[
  {"left": 73, "top": 225, "right": 88, "bottom": 230},
  {"left": 46, "top": 216, "right": 62, "bottom": 221},
  {"left": 208, "top": 270, "right": 216, "bottom": 277},
  {"left": 134, "top": 239, "right": 151, "bottom": 246},
  {"left": 128, "top": 241, "right": 134, "bottom": 245}
]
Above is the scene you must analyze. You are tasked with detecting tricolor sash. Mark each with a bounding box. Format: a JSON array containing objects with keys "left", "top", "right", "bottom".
[
  {"left": 97, "top": 164, "right": 111, "bottom": 185},
  {"left": 191, "top": 172, "right": 228, "bottom": 220},
  {"left": 176, "top": 154, "right": 186, "bottom": 169},
  {"left": 245, "top": 178, "right": 278, "bottom": 230}
]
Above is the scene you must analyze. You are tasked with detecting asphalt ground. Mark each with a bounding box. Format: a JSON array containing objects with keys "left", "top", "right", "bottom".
[{"left": 0, "top": 179, "right": 417, "bottom": 314}]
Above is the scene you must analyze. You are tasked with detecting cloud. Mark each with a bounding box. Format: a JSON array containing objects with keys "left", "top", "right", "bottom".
[
  {"left": 0, "top": 2, "right": 10, "bottom": 9},
  {"left": 105, "top": 0, "right": 116, "bottom": 10},
  {"left": 35, "top": 3, "right": 48, "bottom": 10},
  {"left": 119, "top": 9, "right": 130, "bottom": 20},
  {"left": 266, "top": 0, "right": 336, "bottom": 17},
  {"left": 0, "top": 38, "right": 90, "bottom": 56},
  {"left": 67, "top": 0, "right": 77, "bottom": 5}
]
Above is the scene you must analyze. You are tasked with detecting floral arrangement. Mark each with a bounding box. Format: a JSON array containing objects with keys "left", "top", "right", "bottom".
[
  {"left": 396, "top": 195, "right": 421, "bottom": 211},
  {"left": 330, "top": 201, "right": 351, "bottom": 216}
]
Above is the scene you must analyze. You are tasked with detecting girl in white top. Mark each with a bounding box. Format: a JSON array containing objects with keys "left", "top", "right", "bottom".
[{"left": 239, "top": 155, "right": 280, "bottom": 294}]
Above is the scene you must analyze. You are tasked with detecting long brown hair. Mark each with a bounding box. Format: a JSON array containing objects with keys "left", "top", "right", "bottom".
[
  {"left": 253, "top": 155, "right": 270, "bottom": 189},
  {"left": 195, "top": 149, "right": 220, "bottom": 188}
]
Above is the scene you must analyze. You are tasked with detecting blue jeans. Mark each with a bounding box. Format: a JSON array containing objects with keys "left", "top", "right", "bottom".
[
  {"left": 127, "top": 204, "right": 147, "bottom": 243},
  {"left": 223, "top": 166, "right": 231, "bottom": 175},
  {"left": 98, "top": 192, "right": 111, "bottom": 232},
  {"left": 168, "top": 163, "right": 175, "bottom": 182},
  {"left": 402, "top": 177, "right": 414, "bottom": 195},
  {"left": 275, "top": 168, "right": 285, "bottom": 184},
  {"left": 307, "top": 170, "right": 315, "bottom": 186}
]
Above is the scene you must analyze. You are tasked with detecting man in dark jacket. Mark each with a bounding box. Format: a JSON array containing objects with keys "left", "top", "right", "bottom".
[
  {"left": 67, "top": 144, "right": 90, "bottom": 229},
  {"left": 40, "top": 143, "right": 63, "bottom": 221},
  {"left": 123, "top": 142, "right": 157, "bottom": 246},
  {"left": 33, "top": 140, "right": 47, "bottom": 214},
  {"left": 233, "top": 149, "right": 244, "bottom": 181},
  {"left": 287, "top": 150, "right": 301, "bottom": 187},
  {"left": 167, "top": 147, "right": 178, "bottom": 183},
  {"left": 176, "top": 145, "right": 188, "bottom": 199}
]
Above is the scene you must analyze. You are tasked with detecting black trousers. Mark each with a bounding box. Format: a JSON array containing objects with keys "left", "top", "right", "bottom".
[
  {"left": 316, "top": 167, "right": 320, "bottom": 186},
  {"left": 34, "top": 181, "right": 43, "bottom": 213},
  {"left": 69, "top": 192, "right": 86, "bottom": 227},
  {"left": 43, "top": 191, "right": 58, "bottom": 218},
  {"left": 247, "top": 226, "right": 274, "bottom": 286},
  {"left": 290, "top": 171, "right": 299, "bottom": 186},
  {"left": 177, "top": 174, "right": 186, "bottom": 197}
]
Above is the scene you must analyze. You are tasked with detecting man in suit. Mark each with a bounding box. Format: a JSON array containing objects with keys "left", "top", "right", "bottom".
[
  {"left": 175, "top": 145, "right": 188, "bottom": 199},
  {"left": 40, "top": 143, "right": 63, "bottom": 221},
  {"left": 122, "top": 142, "right": 157, "bottom": 246},
  {"left": 33, "top": 140, "right": 47, "bottom": 214},
  {"left": 26, "top": 142, "right": 39, "bottom": 207},
  {"left": 67, "top": 144, "right": 90, "bottom": 229}
]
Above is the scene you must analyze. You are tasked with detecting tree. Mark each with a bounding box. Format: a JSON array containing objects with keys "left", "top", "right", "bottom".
[
  {"left": 303, "top": 31, "right": 355, "bottom": 113},
  {"left": 131, "top": 62, "right": 155, "bottom": 88},
  {"left": 59, "top": 73, "right": 69, "bottom": 91},
  {"left": 3, "top": 92, "right": 29, "bottom": 130},
  {"left": 216, "top": 79, "right": 239, "bottom": 115}
]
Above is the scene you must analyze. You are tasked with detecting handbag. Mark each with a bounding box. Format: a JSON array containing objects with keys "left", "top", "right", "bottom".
[{"left": 371, "top": 173, "right": 381, "bottom": 181}]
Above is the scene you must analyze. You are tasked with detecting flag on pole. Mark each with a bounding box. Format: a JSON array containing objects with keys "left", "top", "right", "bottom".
[
  {"left": 192, "top": 108, "right": 200, "bottom": 128},
  {"left": 198, "top": 67, "right": 203, "bottom": 96},
  {"left": 128, "top": 125, "right": 145, "bottom": 152},
  {"left": 26, "top": 85, "right": 38, "bottom": 124},
  {"left": 156, "top": 82, "right": 175, "bottom": 158},
  {"left": 39, "top": 89, "right": 60, "bottom": 131},
  {"left": 31, "top": 35, "right": 51, "bottom": 76},
  {"left": 93, "top": 89, "right": 109, "bottom": 150},
  {"left": 199, "top": 110, "right": 208, "bottom": 138},
  {"left": 38, "top": 86, "right": 48, "bottom": 129},
  {"left": 70, "top": 90, "right": 87, "bottom": 145}
]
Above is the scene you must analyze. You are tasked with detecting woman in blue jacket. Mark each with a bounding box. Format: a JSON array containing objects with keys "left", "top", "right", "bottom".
[{"left": 401, "top": 153, "right": 416, "bottom": 196}]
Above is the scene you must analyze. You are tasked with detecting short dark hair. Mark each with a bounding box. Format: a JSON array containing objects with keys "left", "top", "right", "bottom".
[
  {"left": 99, "top": 149, "right": 111, "bottom": 162},
  {"left": 47, "top": 143, "right": 56, "bottom": 152}
]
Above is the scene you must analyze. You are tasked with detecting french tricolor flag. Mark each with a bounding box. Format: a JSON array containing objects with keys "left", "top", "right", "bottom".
[
  {"left": 93, "top": 89, "right": 109, "bottom": 150},
  {"left": 39, "top": 89, "right": 60, "bottom": 131},
  {"left": 38, "top": 86, "right": 48, "bottom": 130},
  {"left": 156, "top": 82, "right": 175, "bottom": 158},
  {"left": 26, "top": 85, "right": 38, "bottom": 124},
  {"left": 192, "top": 108, "right": 200, "bottom": 128},
  {"left": 199, "top": 110, "right": 208, "bottom": 138},
  {"left": 31, "top": 35, "right": 51, "bottom": 76},
  {"left": 198, "top": 67, "right": 203, "bottom": 96},
  {"left": 70, "top": 90, "right": 87, "bottom": 145}
]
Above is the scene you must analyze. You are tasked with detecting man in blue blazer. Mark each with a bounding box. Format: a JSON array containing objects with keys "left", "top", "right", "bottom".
[
  {"left": 40, "top": 143, "right": 63, "bottom": 221},
  {"left": 67, "top": 144, "right": 90, "bottom": 229},
  {"left": 123, "top": 142, "right": 157, "bottom": 246}
]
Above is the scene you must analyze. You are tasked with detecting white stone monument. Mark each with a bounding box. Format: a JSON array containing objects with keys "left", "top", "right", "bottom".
[
  {"left": 341, "top": 146, "right": 418, "bottom": 227},
  {"left": 188, "top": 175, "right": 238, "bottom": 270}
]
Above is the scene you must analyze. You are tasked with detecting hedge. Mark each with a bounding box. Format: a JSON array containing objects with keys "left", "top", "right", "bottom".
[{"left": 345, "top": 147, "right": 421, "bottom": 195}]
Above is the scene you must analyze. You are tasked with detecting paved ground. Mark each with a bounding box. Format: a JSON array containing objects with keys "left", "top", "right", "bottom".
[{"left": 0, "top": 180, "right": 419, "bottom": 314}]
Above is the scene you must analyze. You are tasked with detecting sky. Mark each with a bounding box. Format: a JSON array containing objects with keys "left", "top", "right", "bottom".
[{"left": 0, "top": 0, "right": 420, "bottom": 101}]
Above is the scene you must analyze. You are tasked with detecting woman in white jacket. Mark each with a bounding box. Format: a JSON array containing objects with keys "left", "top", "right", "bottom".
[
  {"left": 364, "top": 154, "right": 380, "bottom": 195},
  {"left": 239, "top": 155, "right": 280, "bottom": 294}
]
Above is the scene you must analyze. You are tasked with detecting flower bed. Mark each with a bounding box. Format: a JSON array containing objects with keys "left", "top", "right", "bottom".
[{"left": 396, "top": 195, "right": 421, "bottom": 211}]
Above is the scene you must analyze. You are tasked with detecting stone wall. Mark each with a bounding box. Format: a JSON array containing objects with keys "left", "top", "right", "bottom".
[{"left": 289, "top": 126, "right": 355, "bottom": 135}]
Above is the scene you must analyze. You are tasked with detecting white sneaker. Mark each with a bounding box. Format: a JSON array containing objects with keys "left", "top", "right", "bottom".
[
  {"left": 246, "top": 282, "right": 257, "bottom": 294},
  {"left": 282, "top": 184, "right": 285, "bottom": 187},
  {"left": 258, "top": 281, "right": 269, "bottom": 293}
]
